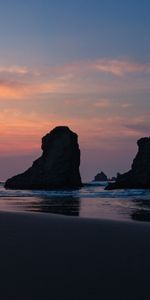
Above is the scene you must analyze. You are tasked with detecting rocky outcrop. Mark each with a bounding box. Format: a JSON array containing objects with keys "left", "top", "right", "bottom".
[
  {"left": 93, "top": 171, "right": 108, "bottom": 182},
  {"left": 5, "top": 126, "right": 82, "bottom": 189},
  {"left": 106, "top": 137, "right": 150, "bottom": 189}
]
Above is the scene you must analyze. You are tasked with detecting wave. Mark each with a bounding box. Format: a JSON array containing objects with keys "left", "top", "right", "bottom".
[
  {"left": 84, "top": 181, "right": 109, "bottom": 187},
  {"left": 0, "top": 183, "right": 150, "bottom": 200},
  {"left": 1, "top": 183, "right": 150, "bottom": 222}
]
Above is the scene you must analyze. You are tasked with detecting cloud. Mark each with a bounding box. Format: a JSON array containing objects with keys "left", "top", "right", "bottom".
[
  {"left": 120, "top": 103, "right": 133, "bottom": 108},
  {"left": 94, "top": 99, "right": 112, "bottom": 108},
  {"left": 125, "top": 120, "right": 150, "bottom": 135},
  {"left": 0, "top": 102, "right": 149, "bottom": 160},
  {"left": 0, "top": 58, "right": 150, "bottom": 100},
  {"left": 92, "top": 59, "right": 150, "bottom": 76},
  {"left": 46, "top": 58, "right": 150, "bottom": 77},
  {"left": 0, "top": 66, "right": 29, "bottom": 75},
  {"left": 0, "top": 79, "right": 28, "bottom": 98}
]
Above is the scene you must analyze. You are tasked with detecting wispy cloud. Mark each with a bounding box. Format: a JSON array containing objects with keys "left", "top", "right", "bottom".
[
  {"left": 94, "top": 99, "right": 112, "bottom": 108},
  {"left": 0, "top": 103, "right": 149, "bottom": 158},
  {"left": 91, "top": 59, "right": 150, "bottom": 76},
  {"left": 47, "top": 58, "right": 150, "bottom": 77},
  {"left": 0, "top": 58, "right": 149, "bottom": 158},
  {"left": 0, "top": 79, "right": 27, "bottom": 98},
  {"left": 0, "top": 66, "right": 29, "bottom": 75},
  {"left": 0, "top": 109, "right": 57, "bottom": 154},
  {"left": 124, "top": 118, "right": 150, "bottom": 135},
  {"left": 0, "top": 58, "right": 150, "bottom": 100}
]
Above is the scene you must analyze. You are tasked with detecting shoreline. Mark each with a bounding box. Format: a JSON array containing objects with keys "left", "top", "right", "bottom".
[{"left": 0, "top": 211, "right": 150, "bottom": 299}]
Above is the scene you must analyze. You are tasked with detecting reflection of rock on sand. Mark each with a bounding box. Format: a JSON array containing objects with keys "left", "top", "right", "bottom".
[{"left": 27, "top": 196, "right": 80, "bottom": 217}]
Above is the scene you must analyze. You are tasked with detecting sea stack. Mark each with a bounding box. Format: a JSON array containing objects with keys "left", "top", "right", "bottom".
[
  {"left": 5, "top": 126, "right": 82, "bottom": 189},
  {"left": 106, "top": 137, "right": 150, "bottom": 189},
  {"left": 93, "top": 171, "right": 108, "bottom": 182}
]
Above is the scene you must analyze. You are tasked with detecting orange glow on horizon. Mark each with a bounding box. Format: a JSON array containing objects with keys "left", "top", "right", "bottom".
[
  {"left": 0, "top": 107, "right": 145, "bottom": 156},
  {"left": 0, "top": 58, "right": 149, "bottom": 156}
]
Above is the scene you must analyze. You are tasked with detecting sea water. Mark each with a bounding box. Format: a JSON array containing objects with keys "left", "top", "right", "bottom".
[{"left": 0, "top": 182, "right": 150, "bottom": 222}]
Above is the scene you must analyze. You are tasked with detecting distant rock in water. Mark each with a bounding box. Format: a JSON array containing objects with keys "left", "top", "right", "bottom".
[
  {"left": 106, "top": 137, "right": 150, "bottom": 190},
  {"left": 93, "top": 171, "right": 108, "bottom": 182},
  {"left": 110, "top": 176, "right": 116, "bottom": 181},
  {"left": 5, "top": 126, "right": 82, "bottom": 189}
]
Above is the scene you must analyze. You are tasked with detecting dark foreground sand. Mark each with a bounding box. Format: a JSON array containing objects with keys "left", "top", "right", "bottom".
[{"left": 0, "top": 211, "right": 150, "bottom": 300}]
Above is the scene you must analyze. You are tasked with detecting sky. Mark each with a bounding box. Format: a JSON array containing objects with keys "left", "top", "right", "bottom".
[{"left": 0, "top": 0, "right": 150, "bottom": 181}]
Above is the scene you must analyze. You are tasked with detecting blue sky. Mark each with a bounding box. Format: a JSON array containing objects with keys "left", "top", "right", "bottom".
[
  {"left": 0, "top": 0, "right": 150, "bottom": 65},
  {"left": 0, "top": 0, "right": 149, "bottom": 180}
]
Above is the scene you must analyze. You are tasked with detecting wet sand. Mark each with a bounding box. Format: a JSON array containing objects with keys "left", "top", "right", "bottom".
[{"left": 0, "top": 211, "right": 150, "bottom": 300}]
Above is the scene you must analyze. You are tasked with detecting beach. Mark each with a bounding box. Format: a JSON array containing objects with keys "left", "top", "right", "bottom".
[{"left": 0, "top": 211, "right": 150, "bottom": 300}]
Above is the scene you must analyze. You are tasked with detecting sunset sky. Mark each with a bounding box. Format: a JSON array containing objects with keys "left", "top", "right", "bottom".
[{"left": 0, "top": 0, "right": 150, "bottom": 181}]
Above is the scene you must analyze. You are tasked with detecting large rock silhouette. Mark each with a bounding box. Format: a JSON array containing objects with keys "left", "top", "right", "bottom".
[
  {"left": 106, "top": 137, "right": 150, "bottom": 189},
  {"left": 5, "top": 126, "right": 82, "bottom": 189}
]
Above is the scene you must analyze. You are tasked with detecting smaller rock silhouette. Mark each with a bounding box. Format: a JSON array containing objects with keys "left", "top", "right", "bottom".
[
  {"left": 106, "top": 137, "right": 150, "bottom": 189},
  {"left": 5, "top": 126, "right": 82, "bottom": 189},
  {"left": 93, "top": 171, "right": 108, "bottom": 182}
]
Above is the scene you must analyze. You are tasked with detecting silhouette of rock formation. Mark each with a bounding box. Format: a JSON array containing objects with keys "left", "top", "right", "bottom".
[
  {"left": 93, "top": 171, "right": 108, "bottom": 182},
  {"left": 106, "top": 137, "right": 150, "bottom": 189},
  {"left": 5, "top": 126, "right": 82, "bottom": 189}
]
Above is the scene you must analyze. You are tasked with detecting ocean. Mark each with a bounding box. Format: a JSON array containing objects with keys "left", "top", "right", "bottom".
[{"left": 0, "top": 182, "right": 150, "bottom": 222}]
